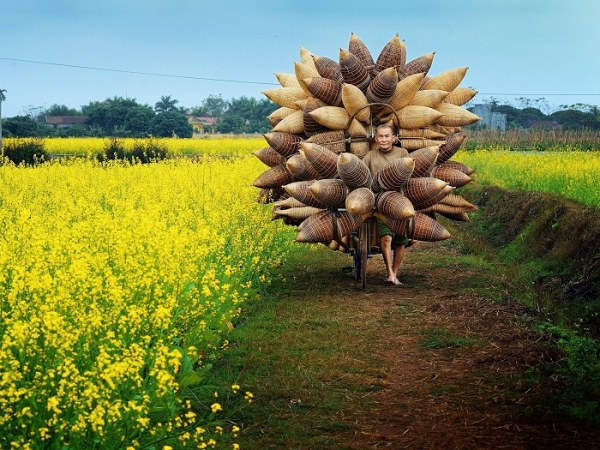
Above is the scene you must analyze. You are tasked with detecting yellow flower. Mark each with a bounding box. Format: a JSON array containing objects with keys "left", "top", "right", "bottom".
[{"left": 210, "top": 403, "right": 222, "bottom": 414}]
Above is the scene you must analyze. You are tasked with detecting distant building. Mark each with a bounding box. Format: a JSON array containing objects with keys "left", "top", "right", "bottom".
[
  {"left": 45, "top": 116, "right": 88, "bottom": 129},
  {"left": 186, "top": 115, "right": 218, "bottom": 134},
  {"left": 472, "top": 104, "right": 506, "bottom": 131}
]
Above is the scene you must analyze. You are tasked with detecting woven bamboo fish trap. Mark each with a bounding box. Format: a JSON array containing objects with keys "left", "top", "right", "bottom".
[
  {"left": 444, "top": 87, "right": 477, "bottom": 106},
  {"left": 273, "top": 196, "right": 307, "bottom": 209},
  {"left": 312, "top": 55, "right": 344, "bottom": 83},
  {"left": 439, "top": 193, "right": 478, "bottom": 211},
  {"left": 366, "top": 67, "right": 399, "bottom": 107},
  {"left": 272, "top": 109, "right": 305, "bottom": 134},
  {"left": 310, "top": 106, "right": 351, "bottom": 130},
  {"left": 404, "top": 177, "right": 449, "bottom": 210},
  {"left": 263, "top": 87, "right": 308, "bottom": 110},
  {"left": 349, "top": 33, "right": 375, "bottom": 75},
  {"left": 310, "top": 179, "right": 349, "bottom": 209},
  {"left": 342, "top": 83, "right": 370, "bottom": 122},
  {"left": 304, "top": 77, "right": 344, "bottom": 107},
  {"left": 376, "top": 191, "right": 415, "bottom": 220},
  {"left": 255, "top": 33, "right": 480, "bottom": 260},
  {"left": 410, "top": 89, "right": 449, "bottom": 108},
  {"left": 422, "top": 67, "right": 468, "bottom": 92},
  {"left": 306, "top": 130, "right": 346, "bottom": 154},
  {"left": 253, "top": 163, "right": 294, "bottom": 189},
  {"left": 437, "top": 134, "right": 466, "bottom": 164},
  {"left": 375, "top": 34, "right": 406, "bottom": 73},
  {"left": 397, "top": 52, "right": 435, "bottom": 79},
  {"left": 408, "top": 146, "right": 440, "bottom": 177},
  {"left": 436, "top": 103, "right": 480, "bottom": 127},
  {"left": 283, "top": 181, "right": 328, "bottom": 208},
  {"left": 300, "top": 142, "right": 339, "bottom": 179},
  {"left": 339, "top": 49, "right": 371, "bottom": 91},
  {"left": 274, "top": 206, "right": 325, "bottom": 220},
  {"left": 268, "top": 106, "right": 296, "bottom": 126},
  {"left": 430, "top": 165, "right": 473, "bottom": 188},
  {"left": 296, "top": 210, "right": 362, "bottom": 243},
  {"left": 264, "top": 132, "right": 303, "bottom": 158},
  {"left": 337, "top": 152, "right": 372, "bottom": 188},
  {"left": 345, "top": 187, "right": 375, "bottom": 215},
  {"left": 303, "top": 97, "right": 328, "bottom": 136},
  {"left": 286, "top": 153, "right": 320, "bottom": 180},
  {"left": 254, "top": 147, "right": 286, "bottom": 167},
  {"left": 437, "top": 160, "right": 474, "bottom": 175},
  {"left": 377, "top": 211, "right": 451, "bottom": 242},
  {"left": 372, "top": 158, "right": 415, "bottom": 192},
  {"left": 400, "top": 139, "right": 444, "bottom": 151}
]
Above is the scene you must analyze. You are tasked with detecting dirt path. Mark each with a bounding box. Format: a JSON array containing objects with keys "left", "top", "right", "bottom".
[{"left": 218, "top": 241, "right": 600, "bottom": 449}]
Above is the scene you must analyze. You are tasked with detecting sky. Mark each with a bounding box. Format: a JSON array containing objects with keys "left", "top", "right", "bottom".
[{"left": 1, "top": 0, "right": 599, "bottom": 117}]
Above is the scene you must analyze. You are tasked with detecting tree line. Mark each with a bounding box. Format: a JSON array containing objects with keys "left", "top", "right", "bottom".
[
  {"left": 0, "top": 94, "right": 278, "bottom": 138},
  {"left": 471, "top": 98, "right": 600, "bottom": 130},
  {"left": 2, "top": 94, "right": 600, "bottom": 138}
]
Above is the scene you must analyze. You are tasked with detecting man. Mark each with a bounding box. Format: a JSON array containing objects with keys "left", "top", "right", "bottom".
[{"left": 362, "top": 124, "right": 410, "bottom": 286}]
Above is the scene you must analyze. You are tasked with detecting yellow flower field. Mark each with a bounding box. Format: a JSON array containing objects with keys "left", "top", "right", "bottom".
[
  {"left": 455, "top": 150, "right": 600, "bottom": 207},
  {"left": 32, "top": 136, "right": 266, "bottom": 157},
  {"left": 0, "top": 156, "right": 295, "bottom": 448}
]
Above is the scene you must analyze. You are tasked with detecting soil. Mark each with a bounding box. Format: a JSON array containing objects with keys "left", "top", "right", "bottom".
[{"left": 228, "top": 241, "right": 600, "bottom": 450}]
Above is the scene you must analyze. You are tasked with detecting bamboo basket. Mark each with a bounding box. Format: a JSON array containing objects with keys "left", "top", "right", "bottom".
[
  {"left": 264, "top": 132, "right": 303, "bottom": 158},
  {"left": 310, "top": 106, "right": 351, "bottom": 130},
  {"left": 444, "top": 87, "right": 477, "bottom": 106},
  {"left": 337, "top": 152, "right": 372, "bottom": 188},
  {"left": 387, "top": 73, "right": 425, "bottom": 111},
  {"left": 272, "top": 110, "right": 305, "bottom": 134},
  {"left": 410, "top": 89, "right": 449, "bottom": 108},
  {"left": 409, "top": 146, "right": 440, "bottom": 177},
  {"left": 304, "top": 77, "right": 343, "bottom": 107},
  {"left": 422, "top": 67, "right": 468, "bottom": 92},
  {"left": 345, "top": 187, "right": 375, "bottom": 215},
  {"left": 306, "top": 130, "right": 346, "bottom": 154},
  {"left": 397, "top": 52, "right": 434, "bottom": 79},
  {"left": 286, "top": 153, "right": 320, "bottom": 180},
  {"left": 310, "top": 179, "right": 349, "bottom": 208},
  {"left": 274, "top": 72, "right": 301, "bottom": 89},
  {"left": 404, "top": 177, "right": 449, "bottom": 210},
  {"left": 339, "top": 49, "right": 371, "bottom": 91},
  {"left": 254, "top": 147, "right": 286, "bottom": 167},
  {"left": 303, "top": 97, "right": 328, "bottom": 137},
  {"left": 430, "top": 166, "right": 473, "bottom": 188},
  {"left": 253, "top": 163, "right": 294, "bottom": 189},
  {"left": 312, "top": 55, "right": 343, "bottom": 83},
  {"left": 283, "top": 180, "right": 328, "bottom": 208},
  {"left": 371, "top": 158, "right": 415, "bottom": 192},
  {"left": 300, "top": 142, "right": 340, "bottom": 179},
  {"left": 263, "top": 87, "right": 307, "bottom": 110},
  {"left": 436, "top": 103, "right": 480, "bottom": 127},
  {"left": 342, "top": 83, "right": 370, "bottom": 122},
  {"left": 437, "top": 134, "right": 466, "bottom": 163},
  {"left": 376, "top": 191, "right": 415, "bottom": 220},
  {"left": 375, "top": 34, "right": 406, "bottom": 73},
  {"left": 349, "top": 33, "right": 375, "bottom": 75}
]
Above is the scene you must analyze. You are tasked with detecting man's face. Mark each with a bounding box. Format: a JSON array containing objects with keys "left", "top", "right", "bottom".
[{"left": 375, "top": 127, "right": 394, "bottom": 152}]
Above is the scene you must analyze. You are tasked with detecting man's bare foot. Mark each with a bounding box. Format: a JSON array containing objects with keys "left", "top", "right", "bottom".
[{"left": 385, "top": 275, "right": 403, "bottom": 286}]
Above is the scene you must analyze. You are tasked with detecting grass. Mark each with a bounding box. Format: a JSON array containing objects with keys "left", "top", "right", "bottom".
[{"left": 421, "top": 327, "right": 478, "bottom": 349}]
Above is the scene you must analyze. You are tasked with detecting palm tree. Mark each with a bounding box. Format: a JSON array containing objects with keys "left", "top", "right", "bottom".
[
  {"left": 154, "top": 95, "right": 178, "bottom": 113},
  {"left": 0, "top": 88, "right": 6, "bottom": 152}
]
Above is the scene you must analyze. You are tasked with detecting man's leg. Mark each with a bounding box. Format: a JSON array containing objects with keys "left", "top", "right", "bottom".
[
  {"left": 381, "top": 235, "right": 401, "bottom": 285},
  {"left": 391, "top": 244, "right": 405, "bottom": 282}
]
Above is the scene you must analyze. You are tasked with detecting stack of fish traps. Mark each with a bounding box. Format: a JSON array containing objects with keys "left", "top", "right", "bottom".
[{"left": 253, "top": 33, "right": 480, "bottom": 250}]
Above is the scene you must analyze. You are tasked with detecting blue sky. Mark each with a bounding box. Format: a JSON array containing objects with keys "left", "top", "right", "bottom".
[{"left": 1, "top": 0, "right": 599, "bottom": 117}]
